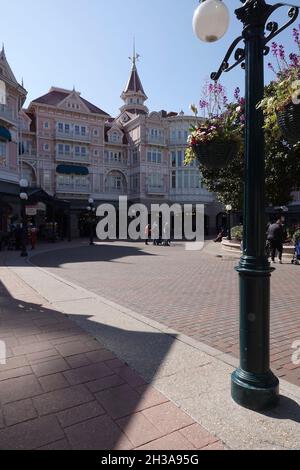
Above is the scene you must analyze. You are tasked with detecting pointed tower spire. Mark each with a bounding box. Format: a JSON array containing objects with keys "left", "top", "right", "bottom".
[
  {"left": 121, "top": 41, "right": 148, "bottom": 115},
  {"left": 0, "top": 43, "right": 5, "bottom": 59}
]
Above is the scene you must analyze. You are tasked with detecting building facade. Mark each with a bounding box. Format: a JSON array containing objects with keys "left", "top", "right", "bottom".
[
  {"left": 18, "top": 55, "right": 222, "bottom": 236},
  {"left": 1, "top": 49, "right": 299, "bottom": 238}
]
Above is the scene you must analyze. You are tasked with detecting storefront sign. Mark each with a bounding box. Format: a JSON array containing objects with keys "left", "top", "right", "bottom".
[{"left": 26, "top": 205, "right": 37, "bottom": 216}]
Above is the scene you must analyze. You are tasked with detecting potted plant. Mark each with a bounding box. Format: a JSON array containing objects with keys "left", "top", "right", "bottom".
[
  {"left": 258, "top": 27, "right": 300, "bottom": 145},
  {"left": 185, "top": 84, "right": 244, "bottom": 169}
]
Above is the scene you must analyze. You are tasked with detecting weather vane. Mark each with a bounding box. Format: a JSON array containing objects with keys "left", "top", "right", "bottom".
[{"left": 129, "top": 38, "right": 140, "bottom": 67}]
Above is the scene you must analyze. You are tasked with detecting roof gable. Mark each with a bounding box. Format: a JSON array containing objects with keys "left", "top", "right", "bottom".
[{"left": 31, "top": 88, "right": 110, "bottom": 116}]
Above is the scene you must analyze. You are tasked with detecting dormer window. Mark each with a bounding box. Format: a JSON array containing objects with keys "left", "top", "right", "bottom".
[{"left": 112, "top": 132, "right": 119, "bottom": 142}]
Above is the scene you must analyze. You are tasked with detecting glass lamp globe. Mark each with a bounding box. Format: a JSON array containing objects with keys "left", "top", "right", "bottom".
[
  {"left": 226, "top": 204, "right": 232, "bottom": 212},
  {"left": 193, "top": 0, "right": 230, "bottom": 43},
  {"left": 20, "top": 178, "right": 28, "bottom": 189},
  {"left": 20, "top": 192, "right": 28, "bottom": 201},
  {"left": 88, "top": 198, "right": 94, "bottom": 205}
]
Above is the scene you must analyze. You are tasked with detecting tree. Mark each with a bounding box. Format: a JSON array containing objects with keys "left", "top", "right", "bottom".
[{"left": 200, "top": 139, "right": 300, "bottom": 211}]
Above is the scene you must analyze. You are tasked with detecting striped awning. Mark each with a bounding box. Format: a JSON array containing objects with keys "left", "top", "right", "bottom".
[
  {"left": 0, "top": 126, "right": 12, "bottom": 142},
  {"left": 56, "top": 165, "right": 89, "bottom": 176}
]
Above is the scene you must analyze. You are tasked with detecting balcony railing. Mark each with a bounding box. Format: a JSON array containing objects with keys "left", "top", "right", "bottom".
[
  {"left": 169, "top": 138, "right": 188, "bottom": 146},
  {"left": 0, "top": 104, "right": 18, "bottom": 126},
  {"left": 22, "top": 149, "right": 37, "bottom": 157},
  {"left": 56, "top": 152, "right": 90, "bottom": 163},
  {"left": 56, "top": 130, "right": 91, "bottom": 142},
  {"left": 146, "top": 136, "right": 166, "bottom": 146},
  {"left": 56, "top": 184, "right": 91, "bottom": 193},
  {"left": 146, "top": 185, "right": 166, "bottom": 195}
]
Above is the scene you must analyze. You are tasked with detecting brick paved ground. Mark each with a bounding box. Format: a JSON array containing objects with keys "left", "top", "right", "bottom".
[
  {"left": 0, "top": 265, "right": 224, "bottom": 450},
  {"left": 31, "top": 242, "right": 300, "bottom": 387}
]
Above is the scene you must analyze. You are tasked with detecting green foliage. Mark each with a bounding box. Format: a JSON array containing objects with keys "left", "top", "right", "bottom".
[{"left": 231, "top": 225, "right": 243, "bottom": 241}]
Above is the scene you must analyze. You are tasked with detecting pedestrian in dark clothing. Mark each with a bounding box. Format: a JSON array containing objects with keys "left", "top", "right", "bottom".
[{"left": 267, "top": 219, "right": 284, "bottom": 264}]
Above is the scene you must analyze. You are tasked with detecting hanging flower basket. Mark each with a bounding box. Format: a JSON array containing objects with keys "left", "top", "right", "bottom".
[
  {"left": 277, "top": 103, "right": 300, "bottom": 145},
  {"left": 192, "top": 140, "right": 238, "bottom": 169}
]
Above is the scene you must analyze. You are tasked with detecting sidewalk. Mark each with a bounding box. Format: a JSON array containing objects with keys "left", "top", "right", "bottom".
[
  {"left": 1, "top": 243, "right": 300, "bottom": 450},
  {"left": 0, "top": 250, "right": 224, "bottom": 450}
]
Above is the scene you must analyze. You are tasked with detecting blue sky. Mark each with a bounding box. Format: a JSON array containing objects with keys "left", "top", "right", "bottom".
[{"left": 1, "top": 0, "right": 299, "bottom": 116}]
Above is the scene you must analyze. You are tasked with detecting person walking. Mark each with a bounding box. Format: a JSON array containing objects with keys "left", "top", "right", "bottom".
[
  {"left": 163, "top": 221, "right": 170, "bottom": 246},
  {"left": 144, "top": 223, "right": 151, "bottom": 245},
  {"left": 30, "top": 223, "right": 38, "bottom": 250},
  {"left": 152, "top": 221, "right": 159, "bottom": 246},
  {"left": 267, "top": 219, "right": 284, "bottom": 264}
]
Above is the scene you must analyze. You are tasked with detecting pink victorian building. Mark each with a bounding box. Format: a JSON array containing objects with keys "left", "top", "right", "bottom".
[
  {"left": 0, "top": 46, "right": 27, "bottom": 232},
  {"left": 19, "top": 56, "right": 222, "bottom": 237}
]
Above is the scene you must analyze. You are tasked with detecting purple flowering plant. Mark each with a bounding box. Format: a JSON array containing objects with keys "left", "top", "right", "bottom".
[
  {"left": 258, "top": 24, "right": 300, "bottom": 141},
  {"left": 185, "top": 82, "right": 244, "bottom": 164}
]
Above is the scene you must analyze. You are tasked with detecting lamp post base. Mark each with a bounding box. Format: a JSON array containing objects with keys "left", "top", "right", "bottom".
[{"left": 231, "top": 368, "right": 279, "bottom": 411}]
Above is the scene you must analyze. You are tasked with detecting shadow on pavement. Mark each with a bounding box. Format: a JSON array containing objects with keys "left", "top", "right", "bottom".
[
  {"left": 0, "top": 278, "right": 175, "bottom": 450},
  {"left": 261, "top": 395, "right": 300, "bottom": 424},
  {"left": 17, "top": 244, "right": 157, "bottom": 269}
]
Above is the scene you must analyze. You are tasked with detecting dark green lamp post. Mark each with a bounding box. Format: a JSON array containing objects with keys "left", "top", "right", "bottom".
[
  {"left": 87, "top": 197, "right": 96, "bottom": 246},
  {"left": 19, "top": 178, "right": 29, "bottom": 258},
  {"left": 193, "top": 0, "right": 299, "bottom": 411}
]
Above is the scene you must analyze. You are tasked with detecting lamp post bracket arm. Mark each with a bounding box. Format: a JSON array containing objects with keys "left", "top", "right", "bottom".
[{"left": 211, "top": 36, "right": 245, "bottom": 81}]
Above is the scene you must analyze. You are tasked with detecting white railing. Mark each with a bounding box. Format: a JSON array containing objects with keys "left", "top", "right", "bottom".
[
  {"left": 56, "top": 184, "right": 91, "bottom": 193},
  {"left": 146, "top": 186, "right": 166, "bottom": 194},
  {"left": 22, "top": 150, "right": 37, "bottom": 157},
  {"left": 146, "top": 136, "right": 165, "bottom": 145},
  {"left": 169, "top": 138, "right": 188, "bottom": 145},
  {"left": 56, "top": 130, "right": 91, "bottom": 142},
  {"left": 56, "top": 152, "right": 90, "bottom": 163}
]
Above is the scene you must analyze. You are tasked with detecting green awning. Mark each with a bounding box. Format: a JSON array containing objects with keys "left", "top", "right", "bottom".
[
  {"left": 56, "top": 165, "right": 89, "bottom": 176},
  {"left": 0, "top": 126, "right": 12, "bottom": 142}
]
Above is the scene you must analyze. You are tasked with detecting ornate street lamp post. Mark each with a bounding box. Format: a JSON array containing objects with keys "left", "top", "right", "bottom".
[
  {"left": 226, "top": 204, "right": 232, "bottom": 241},
  {"left": 193, "top": 0, "right": 299, "bottom": 410},
  {"left": 87, "top": 197, "right": 96, "bottom": 246},
  {"left": 19, "top": 178, "right": 29, "bottom": 258}
]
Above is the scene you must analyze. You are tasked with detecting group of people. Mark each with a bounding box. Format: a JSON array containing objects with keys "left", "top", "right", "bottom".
[
  {"left": 0, "top": 222, "right": 38, "bottom": 252},
  {"left": 144, "top": 222, "right": 171, "bottom": 247}
]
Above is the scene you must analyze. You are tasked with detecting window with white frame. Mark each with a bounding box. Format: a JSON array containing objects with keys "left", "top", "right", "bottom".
[
  {"left": 132, "top": 148, "right": 138, "bottom": 164},
  {"left": 148, "top": 173, "right": 163, "bottom": 188},
  {"left": 43, "top": 143, "right": 50, "bottom": 151},
  {"left": 112, "top": 131, "right": 119, "bottom": 142},
  {"left": 0, "top": 142, "right": 7, "bottom": 157},
  {"left": 147, "top": 149, "right": 162, "bottom": 164},
  {"left": 132, "top": 174, "right": 139, "bottom": 191},
  {"left": 44, "top": 121, "right": 49, "bottom": 129},
  {"left": 43, "top": 171, "right": 51, "bottom": 190}
]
